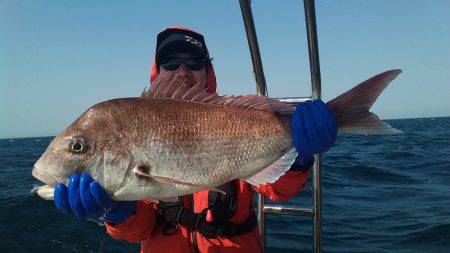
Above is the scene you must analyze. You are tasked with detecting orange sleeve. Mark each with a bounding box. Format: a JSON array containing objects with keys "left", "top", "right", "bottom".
[
  {"left": 253, "top": 168, "right": 311, "bottom": 202},
  {"left": 105, "top": 200, "right": 157, "bottom": 243}
]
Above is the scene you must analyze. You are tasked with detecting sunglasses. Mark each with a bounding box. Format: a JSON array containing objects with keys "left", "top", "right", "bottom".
[{"left": 162, "top": 58, "right": 208, "bottom": 71}]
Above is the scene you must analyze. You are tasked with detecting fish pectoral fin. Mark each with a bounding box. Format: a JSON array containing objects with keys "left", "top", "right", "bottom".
[
  {"left": 152, "top": 174, "right": 205, "bottom": 187},
  {"left": 242, "top": 148, "right": 297, "bottom": 187},
  {"left": 132, "top": 165, "right": 220, "bottom": 192},
  {"left": 152, "top": 175, "right": 226, "bottom": 194}
]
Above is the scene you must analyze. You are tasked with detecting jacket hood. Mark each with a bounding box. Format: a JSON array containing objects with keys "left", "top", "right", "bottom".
[{"left": 149, "top": 26, "right": 217, "bottom": 94}]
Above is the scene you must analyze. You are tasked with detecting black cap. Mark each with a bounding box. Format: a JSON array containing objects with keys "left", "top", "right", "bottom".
[{"left": 156, "top": 29, "right": 208, "bottom": 65}]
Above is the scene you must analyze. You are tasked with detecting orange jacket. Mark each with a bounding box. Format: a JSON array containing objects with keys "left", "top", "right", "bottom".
[
  {"left": 105, "top": 27, "right": 312, "bottom": 252},
  {"left": 105, "top": 170, "right": 311, "bottom": 253}
]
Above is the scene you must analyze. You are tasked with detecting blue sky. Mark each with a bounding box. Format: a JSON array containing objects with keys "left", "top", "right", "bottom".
[{"left": 1, "top": 0, "right": 449, "bottom": 138}]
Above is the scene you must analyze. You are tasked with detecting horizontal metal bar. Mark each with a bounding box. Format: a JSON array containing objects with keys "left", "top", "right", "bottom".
[
  {"left": 263, "top": 205, "right": 313, "bottom": 216},
  {"left": 276, "top": 97, "right": 310, "bottom": 103},
  {"left": 276, "top": 97, "right": 311, "bottom": 101}
]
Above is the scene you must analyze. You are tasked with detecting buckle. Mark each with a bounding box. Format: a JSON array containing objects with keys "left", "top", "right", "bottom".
[
  {"left": 158, "top": 200, "right": 185, "bottom": 225},
  {"left": 198, "top": 223, "right": 218, "bottom": 239}
]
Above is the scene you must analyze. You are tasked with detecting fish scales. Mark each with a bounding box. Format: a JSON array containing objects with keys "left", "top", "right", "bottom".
[{"left": 123, "top": 97, "right": 291, "bottom": 185}]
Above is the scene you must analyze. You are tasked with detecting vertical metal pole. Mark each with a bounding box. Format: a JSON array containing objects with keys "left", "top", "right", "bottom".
[
  {"left": 304, "top": 0, "right": 321, "bottom": 99},
  {"left": 239, "top": 0, "right": 268, "bottom": 97},
  {"left": 239, "top": 0, "right": 268, "bottom": 252},
  {"left": 303, "top": 1, "right": 323, "bottom": 253},
  {"left": 257, "top": 194, "right": 266, "bottom": 251},
  {"left": 239, "top": 1, "right": 323, "bottom": 252}
]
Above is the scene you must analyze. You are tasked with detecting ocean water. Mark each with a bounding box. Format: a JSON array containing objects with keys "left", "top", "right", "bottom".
[{"left": 0, "top": 117, "right": 449, "bottom": 252}]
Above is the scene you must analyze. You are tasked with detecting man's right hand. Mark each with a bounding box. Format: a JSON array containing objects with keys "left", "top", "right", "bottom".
[
  {"left": 291, "top": 100, "right": 337, "bottom": 156},
  {"left": 54, "top": 172, "right": 135, "bottom": 224}
]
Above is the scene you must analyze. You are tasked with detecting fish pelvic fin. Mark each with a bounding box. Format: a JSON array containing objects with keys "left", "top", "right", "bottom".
[
  {"left": 243, "top": 148, "right": 297, "bottom": 187},
  {"left": 140, "top": 71, "right": 295, "bottom": 114},
  {"left": 326, "top": 69, "right": 402, "bottom": 135}
]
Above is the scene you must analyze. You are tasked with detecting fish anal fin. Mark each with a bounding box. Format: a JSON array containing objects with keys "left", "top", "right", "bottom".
[{"left": 243, "top": 148, "right": 297, "bottom": 187}]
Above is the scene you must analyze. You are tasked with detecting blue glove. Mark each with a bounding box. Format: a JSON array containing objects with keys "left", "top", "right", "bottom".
[
  {"left": 54, "top": 172, "right": 135, "bottom": 224},
  {"left": 291, "top": 100, "right": 337, "bottom": 156}
]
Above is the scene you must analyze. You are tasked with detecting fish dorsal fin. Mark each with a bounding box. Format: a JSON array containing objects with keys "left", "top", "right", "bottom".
[
  {"left": 141, "top": 72, "right": 294, "bottom": 114},
  {"left": 243, "top": 148, "right": 298, "bottom": 186}
]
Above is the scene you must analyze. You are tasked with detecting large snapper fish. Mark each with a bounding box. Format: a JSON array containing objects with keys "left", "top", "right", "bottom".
[{"left": 33, "top": 70, "right": 401, "bottom": 201}]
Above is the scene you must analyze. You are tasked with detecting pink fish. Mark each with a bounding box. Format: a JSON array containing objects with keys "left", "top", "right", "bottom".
[{"left": 33, "top": 70, "right": 402, "bottom": 201}]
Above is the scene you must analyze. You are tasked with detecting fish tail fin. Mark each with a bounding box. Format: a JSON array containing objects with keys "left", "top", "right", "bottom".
[{"left": 326, "top": 69, "right": 402, "bottom": 134}]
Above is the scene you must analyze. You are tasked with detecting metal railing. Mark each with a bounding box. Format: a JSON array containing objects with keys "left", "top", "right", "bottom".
[{"left": 239, "top": 0, "right": 323, "bottom": 252}]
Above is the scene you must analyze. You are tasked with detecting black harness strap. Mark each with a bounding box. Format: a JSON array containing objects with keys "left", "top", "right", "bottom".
[
  {"left": 157, "top": 201, "right": 257, "bottom": 238},
  {"left": 157, "top": 181, "right": 257, "bottom": 238},
  {"left": 194, "top": 209, "right": 257, "bottom": 238}
]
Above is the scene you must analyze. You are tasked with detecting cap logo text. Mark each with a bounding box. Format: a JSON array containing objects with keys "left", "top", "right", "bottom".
[{"left": 184, "top": 35, "right": 203, "bottom": 48}]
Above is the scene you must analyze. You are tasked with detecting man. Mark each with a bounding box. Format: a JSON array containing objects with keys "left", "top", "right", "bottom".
[{"left": 54, "top": 27, "right": 336, "bottom": 253}]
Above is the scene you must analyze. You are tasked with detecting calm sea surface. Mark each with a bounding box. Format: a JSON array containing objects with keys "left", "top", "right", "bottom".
[{"left": 1, "top": 117, "right": 449, "bottom": 252}]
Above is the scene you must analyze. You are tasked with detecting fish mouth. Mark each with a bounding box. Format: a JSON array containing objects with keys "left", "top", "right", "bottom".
[
  {"left": 32, "top": 167, "right": 59, "bottom": 187},
  {"left": 32, "top": 167, "right": 65, "bottom": 201}
]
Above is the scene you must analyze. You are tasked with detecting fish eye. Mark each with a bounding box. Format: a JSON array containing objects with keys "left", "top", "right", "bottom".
[
  {"left": 72, "top": 142, "right": 83, "bottom": 151},
  {"left": 69, "top": 137, "right": 87, "bottom": 154}
]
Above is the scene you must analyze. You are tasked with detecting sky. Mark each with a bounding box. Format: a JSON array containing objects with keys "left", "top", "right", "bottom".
[{"left": 1, "top": 0, "right": 449, "bottom": 139}]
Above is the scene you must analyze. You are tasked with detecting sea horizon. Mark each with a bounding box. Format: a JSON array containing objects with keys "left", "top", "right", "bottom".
[{"left": 2, "top": 115, "right": 449, "bottom": 140}]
